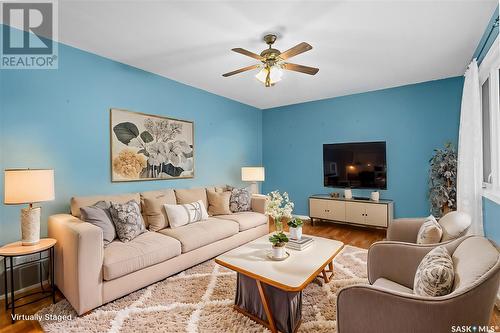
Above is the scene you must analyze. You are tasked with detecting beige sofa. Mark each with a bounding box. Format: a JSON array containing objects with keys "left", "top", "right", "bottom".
[{"left": 48, "top": 186, "right": 268, "bottom": 315}]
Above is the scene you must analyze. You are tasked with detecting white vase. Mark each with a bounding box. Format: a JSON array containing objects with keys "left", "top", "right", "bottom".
[
  {"left": 289, "top": 226, "right": 302, "bottom": 240},
  {"left": 370, "top": 191, "right": 380, "bottom": 202},
  {"left": 344, "top": 188, "right": 353, "bottom": 199},
  {"left": 272, "top": 245, "right": 285, "bottom": 258}
]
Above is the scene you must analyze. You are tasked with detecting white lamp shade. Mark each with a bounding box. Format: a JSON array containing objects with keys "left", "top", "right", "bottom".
[
  {"left": 241, "top": 167, "right": 265, "bottom": 182},
  {"left": 4, "top": 169, "right": 55, "bottom": 204}
]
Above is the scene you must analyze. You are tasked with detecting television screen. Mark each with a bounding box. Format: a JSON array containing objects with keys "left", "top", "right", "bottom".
[{"left": 323, "top": 142, "right": 387, "bottom": 189}]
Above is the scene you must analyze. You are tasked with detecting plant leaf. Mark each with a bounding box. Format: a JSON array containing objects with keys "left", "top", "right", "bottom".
[
  {"left": 163, "top": 163, "right": 184, "bottom": 177},
  {"left": 140, "top": 131, "right": 154, "bottom": 143},
  {"left": 113, "top": 122, "right": 139, "bottom": 145}
]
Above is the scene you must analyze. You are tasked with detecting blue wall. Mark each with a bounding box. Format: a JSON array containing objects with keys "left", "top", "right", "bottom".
[
  {"left": 0, "top": 27, "right": 262, "bottom": 245},
  {"left": 473, "top": 5, "right": 499, "bottom": 64},
  {"left": 262, "top": 77, "right": 464, "bottom": 217},
  {"left": 483, "top": 198, "right": 500, "bottom": 244}
]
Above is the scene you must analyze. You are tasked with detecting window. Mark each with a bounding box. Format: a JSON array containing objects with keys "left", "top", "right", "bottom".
[{"left": 479, "top": 35, "right": 500, "bottom": 203}]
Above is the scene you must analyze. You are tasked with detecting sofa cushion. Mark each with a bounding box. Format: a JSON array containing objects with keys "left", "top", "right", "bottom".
[
  {"left": 164, "top": 200, "right": 209, "bottom": 228},
  {"left": 175, "top": 188, "right": 208, "bottom": 208},
  {"left": 373, "top": 278, "right": 413, "bottom": 294},
  {"left": 207, "top": 191, "right": 232, "bottom": 216},
  {"left": 158, "top": 218, "right": 239, "bottom": 253},
  {"left": 216, "top": 212, "right": 268, "bottom": 231},
  {"left": 71, "top": 193, "right": 141, "bottom": 218},
  {"left": 109, "top": 200, "right": 147, "bottom": 242},
  {"left": 103, "top": 232, "right": 181, "bottom": 280},
  {"left": 452, "top": 236, "right": 498, "bottom": 291},
  {"left": 80, "top": 201, "right": 116, "bottom": 246},
  {"left": 439, "top": 211, "right": 471, "bottom": 241},
  {"left": 414, "top": 246, "right": 454, "bottom": 297},
  {"left": 140, "top": 189, "right": 176, "bottom": 231}
]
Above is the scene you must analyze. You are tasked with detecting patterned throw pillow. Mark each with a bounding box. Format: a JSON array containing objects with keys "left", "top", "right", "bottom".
[
  {"left": 164, "top": 200, "right": 209, "bottom": 228},
  {"left": 416, "top": 215, "right": 443, "bottom": 244},
  {"left": 109, "top": 200, "right": 146, "bottom": 242},
  {"left": 228, "top": 187, "right": 252, "bottom": 213},
  {"left": 414, "top": 246, "right": 455, "bottom": 296}
]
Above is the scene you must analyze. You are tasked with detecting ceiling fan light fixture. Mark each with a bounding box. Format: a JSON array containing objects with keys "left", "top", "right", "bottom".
[{"left": 255, "top": 65, "right": 283, "bottom": 87}]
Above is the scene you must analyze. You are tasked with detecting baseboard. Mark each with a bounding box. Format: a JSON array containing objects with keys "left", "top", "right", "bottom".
[{"left": 0, "top": 280, "right": 49, "bottom": 301}]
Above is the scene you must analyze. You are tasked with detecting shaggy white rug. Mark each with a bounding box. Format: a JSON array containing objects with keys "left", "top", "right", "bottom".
[{"left": 37, "top": 245, "right": 368, "bottom": 332}]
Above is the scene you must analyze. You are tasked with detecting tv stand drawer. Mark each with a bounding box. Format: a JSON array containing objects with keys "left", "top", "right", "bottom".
[{"left": 309, "top": 198, "right": 346, "bottom": 221}]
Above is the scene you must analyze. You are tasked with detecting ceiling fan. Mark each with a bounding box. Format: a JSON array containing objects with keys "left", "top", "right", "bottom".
[{"left": 222, "top": 34, "right": 319, "bottom": 87}]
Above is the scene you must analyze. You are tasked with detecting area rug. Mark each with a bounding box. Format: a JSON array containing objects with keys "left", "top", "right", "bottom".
[{"left": 37, "top": 245, "right": 368, "bottom": 332}]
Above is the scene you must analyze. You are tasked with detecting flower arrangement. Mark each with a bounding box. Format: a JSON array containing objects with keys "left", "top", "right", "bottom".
[
  {"left": 265, "top": 191, "right": 294, "bottom": 232},
  {"left": 428, "top": 142, "right": 457, "bottom": 217}
]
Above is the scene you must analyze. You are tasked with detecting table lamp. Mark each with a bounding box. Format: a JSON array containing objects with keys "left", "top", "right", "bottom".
[
  {"left": 241, "top": 167, "right": 265, "bottom": 194},
  {"left": 4, "top": 169, "right": 55, "bottom": 245}
]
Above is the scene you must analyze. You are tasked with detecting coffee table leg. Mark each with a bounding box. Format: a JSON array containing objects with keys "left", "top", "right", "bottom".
[{"left": 256, "top": 280, "right": 277, "bottom": 333}]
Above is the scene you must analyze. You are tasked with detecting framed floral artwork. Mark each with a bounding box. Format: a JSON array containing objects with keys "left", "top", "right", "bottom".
[{"left": 110, "top": 108, "right": 194, "bottom": 181}]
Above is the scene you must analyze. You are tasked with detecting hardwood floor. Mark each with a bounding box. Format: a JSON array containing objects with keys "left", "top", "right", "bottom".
[{"left": 1, "top": 220, "right": 498, "bottom": 332}]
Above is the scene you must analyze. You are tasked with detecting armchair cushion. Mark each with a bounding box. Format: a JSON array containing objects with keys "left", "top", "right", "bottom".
[
  {"left": 416, "top": 216, "right": 442, "bottom": 244},
  {"left": 414, "top": 246, "right": 454, "bottom": 296},
  {"left": 373, "top": 278, "right": 413, "bottom": 294}
]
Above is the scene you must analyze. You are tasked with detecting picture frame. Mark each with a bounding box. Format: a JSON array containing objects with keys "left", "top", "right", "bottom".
[{"left": 110, "top": 108, "right": 194, "bottom": 182}]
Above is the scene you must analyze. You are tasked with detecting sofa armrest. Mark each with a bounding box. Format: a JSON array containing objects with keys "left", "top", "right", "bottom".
[
  {"left": 251, "top": 194, "right": 266, "bottom": 214},
  {"left": 386, "top": 218, "right": 426, "bottom": 242},
  {"left": 337, "top": 282, "right": 496, "bottom": 333},
  {"left": 48, "top": 214, "right": 104, "bottom": 315}
]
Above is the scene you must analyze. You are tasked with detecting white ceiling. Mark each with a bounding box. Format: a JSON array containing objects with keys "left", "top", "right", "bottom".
[{"left": 40, "top": 1, "right": 500, "bottom": 108}]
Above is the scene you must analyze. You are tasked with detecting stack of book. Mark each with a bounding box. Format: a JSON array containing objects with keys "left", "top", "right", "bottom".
[{"left": 286, "top": 236, "right": 313, "bottom": 250}]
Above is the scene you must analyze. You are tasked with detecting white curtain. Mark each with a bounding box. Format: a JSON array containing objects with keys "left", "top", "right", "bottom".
[{"left": 457, "top": 59, "right": 484, "bottom": 236}]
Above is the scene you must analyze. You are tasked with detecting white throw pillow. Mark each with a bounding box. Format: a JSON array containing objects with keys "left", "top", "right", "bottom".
[
  {"left": 416, "top": 215, "right": 443, "bottom": 244},
  {"left": 164, "top": 200, "right": 209, "bottom": 228},
  {"left": 414, "top": 246, "right": 455, "bottom": 297},
  {"left": 439, "top": 211, "right": 471, "bottom": 241}
]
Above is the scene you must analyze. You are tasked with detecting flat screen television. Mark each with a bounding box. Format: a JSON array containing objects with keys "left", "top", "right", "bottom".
[{"left": 323, "top": 141, "right": 387, "bottom": 189}]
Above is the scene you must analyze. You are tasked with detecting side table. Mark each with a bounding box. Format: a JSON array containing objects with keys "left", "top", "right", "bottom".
[{"left": 0, "top": 238, "right": 57, "bottom": 323}]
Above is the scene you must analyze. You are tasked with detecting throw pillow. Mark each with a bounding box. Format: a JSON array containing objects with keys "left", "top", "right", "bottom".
[
  {"left": 109, "top": 200, "right": 146, "bottom": 242},
  {"left": 207, "top": 191, "right": 232, "bottom": 216},
  {"left": 80, "top": 201, "right": 116, "bottom": 246},
  {"left": 164, "top": 200, "right": 209, "bottom": 228},
  {"left": 141, "top": 189, "right": 176, "bottom": 231},
  {"left": 414, "top": 246, "right": 455, "bottom": 297},
  {"left": 227, "top": 186, "right": 252, "bottom": 213},
  {"left": 439, "top": 211, "right": 471, "bottom": 241},
  {"left": 416, "top": 215, "right": 443, "bottom": 244}
]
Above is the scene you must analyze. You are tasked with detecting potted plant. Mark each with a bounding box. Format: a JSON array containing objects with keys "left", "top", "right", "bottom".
[
  {"left": 428, "top": 142, "right": 457, "bottom": 217},
  {"left": 287, "top": 217, "right": 303, "bottom": 240},
  {"left": 269, "top": 232, "right": 289, "bottom": 258},
  {"left": 265, "top": 191, "right": 294, "bottom": 233}
]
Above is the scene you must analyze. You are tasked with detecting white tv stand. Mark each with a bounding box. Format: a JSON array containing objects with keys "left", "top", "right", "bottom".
[{"left": 309, "top": 195, "right": 393, "bottom": 229}]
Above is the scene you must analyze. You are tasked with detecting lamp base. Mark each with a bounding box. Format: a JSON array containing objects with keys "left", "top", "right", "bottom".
[
  {"left": 248, "top": 182, "right": 260, "bottom": 195},
  {"left": 21, "top": 206, "right": 41, "bottom": 246}
]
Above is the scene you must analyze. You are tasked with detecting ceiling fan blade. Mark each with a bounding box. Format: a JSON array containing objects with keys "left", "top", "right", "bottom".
[
  {"left": 279, "top": 42, "right": 313, "bottom": 60},
  {"left": 283, "top": 63, "right": 319, "bottom": 75},
  {"left": 231, "top": 48, "right": 263, "bottom": 61},
  {"left": 222, "top": 64, "right": 260, "bottom": 77}
]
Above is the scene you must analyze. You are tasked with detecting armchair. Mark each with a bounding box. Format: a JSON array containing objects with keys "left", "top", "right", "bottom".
[
  {"left": 387, "top": 211, "right": 471, "bottom": 243},
  {"left": 337, "top": 236, "right": 500, "bottom": 333}
]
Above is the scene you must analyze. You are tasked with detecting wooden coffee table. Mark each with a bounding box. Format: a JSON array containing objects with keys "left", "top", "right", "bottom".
[{"left": 215, "top": 234, "right": 344, "bottom": 333}]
